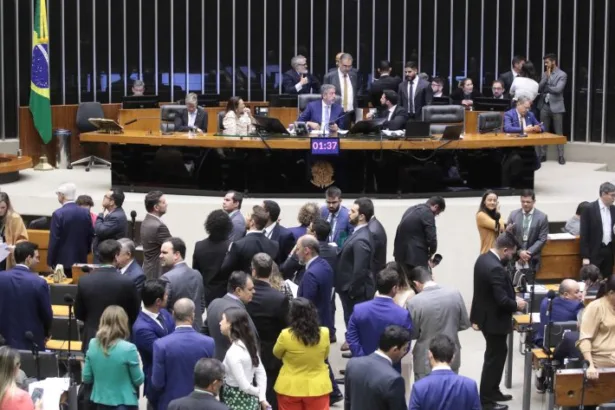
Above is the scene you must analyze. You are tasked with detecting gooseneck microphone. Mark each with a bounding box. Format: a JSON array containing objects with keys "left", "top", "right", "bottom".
[
  {"left": 130, "top": 210, "right": 138, "bottom": 243},
  {"left": 25, "top": 331, "right": 41, "bottom": 380}
]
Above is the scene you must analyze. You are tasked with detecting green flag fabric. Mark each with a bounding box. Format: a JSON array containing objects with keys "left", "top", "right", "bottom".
[{"left": 29, "top": 0, "right": 52, "bottom": 144}]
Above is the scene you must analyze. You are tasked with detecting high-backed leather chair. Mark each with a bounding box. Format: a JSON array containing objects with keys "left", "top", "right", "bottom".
[
  {"left": 160, "top": 104, "right": 187, "bottom": 133},
  {"left": 422, "top": 105, "right": 465, "bottom": 135},
  {"left": 297, "top": 94, "right": 343, "bottom": 113},
  {"left": 218, "top": 111, "right": 226, "bottom": 133},
  {"left": 70, "top": 102, "right": 111, "bottom": 171},
  {"left": 478, "top": 112, "right": 504, "bottom": 133}
]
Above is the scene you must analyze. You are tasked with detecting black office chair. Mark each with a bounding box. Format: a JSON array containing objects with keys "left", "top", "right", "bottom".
[
  {"left": 297, "top": 94, "right": 342, "bottom": 114},
  {"left": 70, "top": 102, "right": 112, "bottom": 171},
  {"left": 49, "top": 284, "right": 78, "bottom": 306},
  {"left": 218, "top": 110, "right": 227, "bottom": 133},
  {"left": 160, "top": 104, "right": 188, "bottom": 133},
  {"left": 422, "top": 105, "right": 465, "bottom": 135},
  {"left": 18, "top": 350, "right": 60, "bottom": 379},
  {"left": 51, "top": 317, "right": 81, "bottom": 341},
  {"left": 28, "top": 216, "right": 49, "bottom": 229},
  {"left": 478, "top": 112, "right": 504, "bottom": 133}
]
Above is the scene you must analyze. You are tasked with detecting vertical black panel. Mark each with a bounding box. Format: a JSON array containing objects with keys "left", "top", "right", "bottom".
[
  {"left": 125, "top": 0, "right": 139, "bottom": 88},
  {"left": 313, "top": 0, "right": 327, "bottom": 76},
  {"left": 3, "top": 0, "right": 17, "bottom": 137},
  {"left": 498, "top": 0, "right": 512, "bottom": 76},
  {"left": 452, "top": 0, "right": 466, "bottom": 85},
  {"left": 528, "top": 0, "right": 544, "bottom": 66},
  {"left": 389, "top": 0, "right": 404, "bottom": 73},
  {"left": 573, "top": 0, "right": 589, "bottom": 142},
  {"left": 513, "top": 0, "right": 527, "bottom": 58},
  {"left": 342, "top": 0, "right": 357, "bottom": 74},
  {"left": 94, "top": 0, "right": 109, "bottom": 103},
  {"left": 157, "top": 0, "right": 170, "bottom": 101},
  {"left": 296, "top": 0, "right": 311, "bottom": 69},
  {"left": 18, "top": 0, "right": 33, "bottom": 105},
  {"left": 560, "top": 0, "right": 573, "bottom": 139},
  {"left": 607, "top": 0, "right": 615, "bottom": 142},
  {"left": 358, "top": 0, "right": 371, "bottom": 83},
  {"left": 435, "top": 0, "right": 450, "bottom": 79},
  {"left": 203, "top": 0, "right": 217, "bottom": 94},
  {"left": 235, "top": 0, "right": 248, "bottom": 99},
  {"left": 64, "top": 0, "right": 79, "bottom": 103},
  {"left": 405, "top": 0, "right": 419, "bottom": 69},
  {"left": 420, "top": 0, "right": 434, "bottom": 75},
  {"left": 219, "top": 0, "right": 232, "bottom": 98},
  {"left": 483, "top": 0, "right": 497, "bottom": 88},
  {"left": 49, "top": 0, "right": 63, "bottom": 104},
  {"left": 80, "top": 0, "right": 94, "bottom": 101},
  {"left": 329, "top": 0, "right": 342, "bottom": 66},
  {"left": 110, "top": 0, "right": 123, "bottom": 102},
  {"left": 251, "top": 0, "right": 265, "bottom": 101},
  {"left": 142, "top": 0, "right": 156, "bottom": 94},
  {"left": 467, "top": 0, "right": 481, "bottom": 92},
  {"left": 590, "top": 0, "right": 604, "bottom": 142},
  {"left": 265, "top": 0, "right": 280, "bottom": 96},
  {"left": 172, "top": 0, "right": 186, "bottom": 98},
  {"left": 544, "top": 0, "right": 559, "bottom": 61},
  {"left": 373, "top": 0, "right": 388, "bottom": 78},
  {"left": 187, "top": 0, "right": 202, "bottom": 94}
]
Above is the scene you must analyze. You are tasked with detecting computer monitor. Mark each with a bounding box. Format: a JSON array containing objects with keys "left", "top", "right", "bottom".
[
  {"left": 196, "top": 93, "right": 221, "bottom": 107},
  {"left": 405, "top": 121, "right": 431, "bottom": 138},
  {"left": 473, "top": 97, "right": 512, "bottom": 112},
  {"left": 252, "top": 115, "right": 290, "bottom": 135},
  {"left": 269, "top": 94, "right": 298, "bottom": 107},
  {"left": 441, "top": 124, "right": 464, "bottom": 140},
  {"left": 349, "top": 118, "right": 386, "bottom": 135},
  {"left": 122, "top": 95, "right": 160, "bottom": 109},
  {"left": 431, "top": 97, "right": 452, "bottom": 106}
]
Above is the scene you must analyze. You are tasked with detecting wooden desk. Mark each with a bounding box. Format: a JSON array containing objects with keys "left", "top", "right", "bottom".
[
  {"left": 44, "top": 277, "right": 73, "bottom": 285},
  {"left": 52, "top": 305, "right": 69, "bottom": 317},
  {"left": 537, "top": 237, "right": 582, "bottom": 280},
  {"left": 555, "top": 368, "right": 615, "bottom": 407},
  {"left": 46, "top": 339, "right": 82, "bottom": 352},
  {"left": 0, "top": 154, "right": 33, "bottom": 183}
]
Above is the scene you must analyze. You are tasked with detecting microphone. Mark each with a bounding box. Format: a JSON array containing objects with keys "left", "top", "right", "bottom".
[
  {"left": 327, "top": 110, "right": 355, "bottom": 133},
  {"left": 546, "top": 290, "right": 556, "bottom": 317},
  {"left": 130, "top": 210, "right": 138, "bottom": 242},
  {"left": 63, "top": 294, "right": 75, "bottom": 305},
  {"left": 24, "top": 331, "right": 36, "bottom": 346},
  {"left": 81, "top": 265, "right": 91, "bottom": 273},
  {"left": 25, "top": 331, "right": 41, "bottom": 380},
  {"left": 124, "top": 119, "right": 138, "bottom": 126}
]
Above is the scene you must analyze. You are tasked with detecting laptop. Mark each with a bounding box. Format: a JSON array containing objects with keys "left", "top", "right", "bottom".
[
  {"left": 405, "top": 121, "right": 431, "bottom": 139},
  {"left": 441, "top": 125, "right": 464, "bottom": 140}
]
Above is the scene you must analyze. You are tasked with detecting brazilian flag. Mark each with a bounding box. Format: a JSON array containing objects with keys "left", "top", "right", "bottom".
[{"left": 29, "top": 0, "right": 52, "bottom": 144}]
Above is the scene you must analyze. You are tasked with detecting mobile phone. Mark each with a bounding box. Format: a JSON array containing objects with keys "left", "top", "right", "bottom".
[
  {"left": 31, "top": 387, "right": 44, "bottom": 402},
  {"left": 431, "top": 254, "right": 443, "bottom": 267}
]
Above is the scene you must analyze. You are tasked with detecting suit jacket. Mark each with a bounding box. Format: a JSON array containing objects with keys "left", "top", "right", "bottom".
[
  {"left": 280, "top": 240, "right": 337, "bottom": 284},
  {"left": 268, "top": 223, "right": 296, "bottom": 264},
  {"left": 140, "top": 214, "right": 172, "bottom": 280},
  {"left": 74, "top": 267, "right": 140, "bottom": 352},
  {"left": 469, "top": 252, "right": 517, "bottom": 334},
  {"left": 538, "top": 67, "right": 568, "bottom": 113},
  {"left": 320, "top": 205, "right": 353, "bottom": 246},
  {"left": 168, "top": 391, "right": 230, "bottom": 410},
  {"left": 220, "top": 232, "right": 279, "bottom": 277},
  {"left": 323, "top": 69, "right": 359, "bottom": 112},
  {"left": 132, "top": 308, "right": 176, "bottom": 402},
  {"left": 507, "top": 207, "right": 549, "bottom": 270},
  {"left": 409, "top": 369, "right": 481, "bottom": 410},
  {"left": 336, "top": 226, "right": 375, "bottom": 299},
  {"left": 174, "top": 107, "right": 209, "bottom": 132},
  {"left": 344, "top": 353, "right": 407, "bottom": 410},
  {"left": 398, "top": 78, "right": 432, "bottom": 118},
  {"left": 93, "top": 207, "right": 128, "bottom": 262},
  {"left": 151, "top": 327, "right": 215, "bottom": 410},
  {"left": 368, "top": 217, "right": 388, "bottom": 272},
  {"left": 48, "top": 202, "right": 94, "bottom": 272},
  {"left": 375, "top": 105, "right": 409, "bottom": 131},
  {"left": 282, "top": 69, "right": 321, "bottom": 94},
  {"left": 0, "top": 265, "right": 52, "bottom": 350},
  {"left": 503, "top": 108, "right": 544, "bottom": 134},
  {"left": 160, "top": 262, "right": 205, "bottom": 331},
  {"left": 203, "top": 294, "right": 257, "bottom": 361},
  {"left": 393, "top": 204, "right": 437, "bottom": 268},
  {"left": 298, "top": 257, "right": 334, "bottom": 330},
  {"left": 123, "top": 260, "right": 146, "bottom": 295},
  {"left": 192, "top": 237, "right": 230, "bottom": 305},
  {"left": 288, "top": 225, "right": 308, "bottom": 241},
  {"left": 346, "top": 296, "right": 412, "bottom": 358},
  {"left": 246, "top": 280, "right": 289, "bottom": 373},
  {"left": 406, "top": 285, "right": 471, "bottom": 375},
  {"left": 498, "top": 70, "right": 517, "bottom": 93},
  {"left": 535, "top": 296, "right": 583, "bottom": 346},
  {"left": 450, "top": 89, "right": 483, "bottom": 105},
  {"left": 370, "top": 75, "right": 403, "bottom": 109},
  {"left": 228, "top": 210, "right": 246, "bottom": 242},
  {"left": 580, "top": 199, "right": 615, "bottom": 262},
  {"left": 297, "top": 100, "right": 346, "bottom": 129}
]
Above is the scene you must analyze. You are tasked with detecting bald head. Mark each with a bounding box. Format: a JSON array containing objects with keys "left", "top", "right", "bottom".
[
  {"left": 173, "top": 298, "right": 195, "bottom": 324},
  {"left": 559, "top": 279, "right": 582, "bottom": 301},
  {"left": 296, "top": 234, "right": 320, "bottom": 264}
]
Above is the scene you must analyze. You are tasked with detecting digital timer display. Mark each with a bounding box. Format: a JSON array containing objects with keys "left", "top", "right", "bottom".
[{"left": 310, "top": 137, "right": 340, "bottom": 156}]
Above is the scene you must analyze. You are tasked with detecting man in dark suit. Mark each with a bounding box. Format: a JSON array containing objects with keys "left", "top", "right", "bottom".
[
  {"left": 222, "top": 190, "right": 246, "bottom": 242},
  {"left": 246, "top": 253, "right": 289, "bottom": 410},
  {"left": 282, "top": 54, "right": 321, "bottom": 94},
  {"left": 48, "top": 183, "right": 94, "bottom": 276},
  {"left": 168, "top": 358, "right": 229, "bottom": 410},
  {"left": 394, "top": 196, "right": 445, "bottom": 275},
  {"left": 141, "top": 190, "right": 172, "bottom": 280},
  {"left": 491, "top": 80, "right": 511, "bottom": 100},
  {"left": 580, "top": 182, "right": 615, "bottom": 278},
  {"left": 151, "top": 298, "right": 215, "bottom": 410},
  {"left": 221, "top": 206, "right": 279, "bottom": 276},
  {"left": 0, "top": 242, "right": 52, "bottom": 350},
  {"left": 75, "top": 239, "right": 140, "bottom": 352},
  {"left": 323, "top": 53, "right": 359, "bottom": 124},
  {"left": 366, "top": 90, "right": 409, "bottom": 131},
  {"left": 336, "top": 198, "right": 376, "bottom": 326},
  {"left": 398, "top": 61, "right": 432, "bottom": 121},
  {"left": 132, "top": 279, "right": 176, "bottom": 409},
  {"left": 369, "top": 60, "right": 402, "bottom": 111},
  {"left": 498, "top": 55, "right": 525, "bottom": 93},
  {"left": 297, "top": 84, "right": 346, "bottom": 133},
  {"left": 409, "top": 335, "right": 481, "bottom": 410},
  {"left": 470, "top": 233, "right": 527, "bottom": 410},
  {"left": 93, "top": 188, "right": 128, "bottom": 263},
  {"left": 263, "top": 200, "right": 295, "bottom": 264},
  {"left": 174, "top": 92, "right": 208, "bottom": 133},
  {"left": 193, "top": 210, "right": 232, "bottom": 306},
  {"left": 118, "top": 238, "right": 146, "bottom": 295},
  {"left": 344, "top": 325, "right": 410, "bottom": 410},
  {"left": 320, "top": 186, "right": 354, "bottom": 247},
  {"left": 368, "top": 216, "right": 387, "bottom": 274},
  {"left": 203, "top": 271, "right": 257, "bottom": 361},
  {"left": 503, "top": 97, "right": 544, "bottom": 134},
  {"left": 160, "top": 237, "right": 205, "bottom": 331}
]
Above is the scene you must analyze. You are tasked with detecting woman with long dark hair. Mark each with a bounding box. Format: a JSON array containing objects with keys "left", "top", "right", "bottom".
[
  {"left": 273, "top": 297, "right": 331, "bottom": 410},
  {"left": 220, "top": 308, "right": 268, "bottom": 410},
  {"left": 476, "top": 190, "right": 506, "bottom": 254},
  {"left": 222, "top": 96, "right": 256, "bottom": 135},
  {"left": 0, "top": 192, "right": 28, "bottom": 270},
  {"left": 510, "top": 60, "right": 540, "bottom": 102}
]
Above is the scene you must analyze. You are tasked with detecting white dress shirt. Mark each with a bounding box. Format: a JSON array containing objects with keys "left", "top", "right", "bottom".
[
  {"left": 352, "top": 223, "right": 367, "bottom": 234},
  {"left": 141, "top": 307, "right": 164, "bottom": 329},
  {"left": 338, "top": 69, "right": 354, "bottom": 112},
  {"left": 120, "top": 259, "right": 135, "bottom": 275},
  {"left": 187, "top": 110, "right": 197, "bottom": 127},
  {"left": 374, "top": 349, "right": 393, "bottom": 365},
  {"left": 599, "top": 198, "right": 612, "bottom": 245},
  {"left": 387, "top": 105, "right": 397, "bottom": 122},
  {"left": 407, "top": 77, "right": 418, "bottom": 114},
  {"left": 321, "top": 101, "right": 332, "bottom": 132},
  {"left": 517, "top": 109, "right": 527, "bottom": 131},
  {"left": 223, "top": 340, "right": 267, "bottom": 401},
  {"left": 263, "top": 222, "right": 277, "bottom": 239}
]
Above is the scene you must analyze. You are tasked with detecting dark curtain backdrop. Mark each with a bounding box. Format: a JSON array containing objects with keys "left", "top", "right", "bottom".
[{"left": 0, "top": 0, "right": 613, "bottom": 142}]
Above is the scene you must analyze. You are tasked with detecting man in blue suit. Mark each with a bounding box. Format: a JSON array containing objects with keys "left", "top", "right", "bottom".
[
  {"left": 503, "top": 96, "right": 545, "bottom": 134},
  {"left": 298, "top": 84, "right": 346, "bottom": 133},
  {"left": 0, "top": 242, "right": 52, "bottom": 350},
  {"left": 320, "top": 186, "right": 353, "bottom": 247},
  {"left": 263, "top": 200, "right": 296, "bottom": 264},
  {"left": 48, "top": 183, "right": 94, "bottom": 276},
  {"left": 93, "top": 188, "right": 128, "bottom": 263},
  {"left": 118, "top": 238, "right": 146, "bottom": 295},
  {"left": 132, "top": 279, "right": 176, "bottom": 408},
  {"left": 410, "top": 334, "right": 481, "bottom": 410},
  {"left": 151, "top": 298, "right": 215, "bottom": 410},
  {"left": 346, "top": 268, "right": 413, "bottom": 370}
]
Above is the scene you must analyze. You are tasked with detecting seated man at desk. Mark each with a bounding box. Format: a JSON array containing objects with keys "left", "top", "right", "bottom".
[
  {"left": 503, "top": 97, "right": 544, "bottom": 134},
  {"left": 534, "top": 279, "right": 584, "bottom": 347},
  {"left": 174, "top": 92, "right": 208, "bottom": 133},
  {"left": 297, "top": 84, "right": 345, "bottom": 133},
  {"left": 365, "top": 90, "right": 408, "bottom": 131}
]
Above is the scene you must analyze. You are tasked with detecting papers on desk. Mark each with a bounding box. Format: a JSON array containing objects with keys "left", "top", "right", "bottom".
[
  {"left": 531, "top": 312, "right": 541, "bottom": 322},
  {"left": 28, "top": 377, "right": 70, "bottom": 410},
  {"left": 382, "top": 130, "right": 405, "bottom": 137},
  {"left": 285, "top": 279, "right": 298, "bottom": 298},
  {"left": 527, "top": 284, "right": 548, "bottom": 293},
  {"left": 0, "top": 243, "right": 10, "bottom": 262},
  {"left": 547, "top": 232, "right": 576, "bottom": 240}
]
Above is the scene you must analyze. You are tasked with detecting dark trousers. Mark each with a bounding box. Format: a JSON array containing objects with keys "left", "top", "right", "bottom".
[
  {"left": 338, "top": 291, "right": 368, "bottom": 326},
  {"left": 330, "top": 292, "right": 337, "bottom": 337},
  {"left": 326, "top": 359, "right": 342, "bottom": 396},
  {"left": 479, "top": 332, "right": 508, "bottom": 404},
  {"left": 538, "top": 105, "right": 564, "bottom": 157},
  {"left": 592, "top": 244, "right": 614, "bottom": 278},
  {"left": 97, "top": 405, "right": 138, "bottom": 410}
]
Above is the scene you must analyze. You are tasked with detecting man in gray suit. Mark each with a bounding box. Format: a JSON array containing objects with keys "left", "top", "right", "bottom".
[
  {"left": 323, "top": 53, "right": 359, "bottom": 126},
  {"left": 537, "top": 53, "right": 568, "bottom": 165},
  {"left": 344, "top": 325, "right": 410, "bottom": 410},
  {"left": 160, "top": 237, "right": 205, "bottom": 332},
  {"left": 203, "top": 271, "right": 256, "bottom": 361},
  {"left": 407, "top": 266, "right": 471, "bottom": 380},
  {"left": 223, "top": 190, "right": 246, "bottom": 242},
  {"left": 141, "top": 191, "right": 172, "bottom": 280},
  {"left": 506, "top": 189, "right": 549, "bottom": 273}
]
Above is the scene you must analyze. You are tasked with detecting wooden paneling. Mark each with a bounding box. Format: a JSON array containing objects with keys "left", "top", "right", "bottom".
[
  {"left": 28, "top": 229, "right": 51, "bottom": 273},
  {"left": 555, "top": 369, "right": 615, "bottom": 407}
]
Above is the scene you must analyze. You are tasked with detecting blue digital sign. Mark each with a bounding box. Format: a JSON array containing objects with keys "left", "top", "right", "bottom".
[{"left": 310, "top": 137, "right": 340, "bottom": 156}]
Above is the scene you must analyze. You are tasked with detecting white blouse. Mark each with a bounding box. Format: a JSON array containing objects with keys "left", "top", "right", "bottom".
[
  {"left": 223, "top": 110, "right": 254, "bottom": 135},
  {"left": 222, "top": 340, "right": 267, "bottom": 401},
  {"left": 510, "top": 77, "right": 539, "bottom": 102}
]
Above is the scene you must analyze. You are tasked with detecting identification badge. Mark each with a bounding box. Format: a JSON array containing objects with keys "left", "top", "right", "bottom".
[{"left": 523, "top": 235, "right": 528, "bottom": 241}]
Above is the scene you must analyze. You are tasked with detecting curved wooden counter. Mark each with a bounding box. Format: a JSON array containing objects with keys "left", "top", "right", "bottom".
[{"left": 0, "top": 154, "right": 33, "bottom": 183}]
